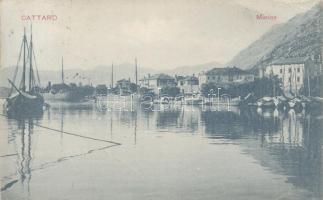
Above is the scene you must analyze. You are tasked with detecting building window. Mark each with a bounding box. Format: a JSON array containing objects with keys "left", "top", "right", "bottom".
[
  {"left": 297, "top": 77, "right": 300, "bottom": 82},
  {"left": 288, "top": 68, "right": 291, "bottom": 73},
  {"left": 280, "top": 69, "right": 283, "bottom": 74},
  {"left": 297, "top": 68, "right": 300, "bottom": 72}
]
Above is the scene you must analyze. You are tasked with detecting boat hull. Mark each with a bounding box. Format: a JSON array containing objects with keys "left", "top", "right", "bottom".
[
  {"left": 287, "top": 99, "right": 303, "bottom": 110},
  {"left": 5, "top": 93, "right": 44, "bottom": 117},
  {"left": 184, "top": 98, "right": 203, "bottom": 105},
  {"left": 257, "top": 97, "right": 275, "bottom": 108},
  {"left": 43, "top": 91, "right": 85, "bottom": 102}
]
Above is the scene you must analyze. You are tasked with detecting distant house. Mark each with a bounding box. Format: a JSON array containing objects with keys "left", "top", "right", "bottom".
[
  {"left": 139, "top": 73, "right": 176, "bottom": 94},
  {"left": 263, "top": 57, "right": 315, "bottom": 94},
  {"left": 198, "top": 67, "right": 254, "bottom": 88},
  {"left": 176, "top": 75, "right": 199, "bottom": 94},
  {"left": 116, "top": 79, "right": 134, "bottom": 95}
]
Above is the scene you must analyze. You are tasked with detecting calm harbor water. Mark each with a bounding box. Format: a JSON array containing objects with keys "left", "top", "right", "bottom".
[{"left": 0, "top": 101, "right": 322, "bottom": 200}]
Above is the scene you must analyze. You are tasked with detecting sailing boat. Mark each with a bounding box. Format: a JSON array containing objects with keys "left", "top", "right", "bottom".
[{"left": 5, "top": 27, "right": 44, "bottom": 116}]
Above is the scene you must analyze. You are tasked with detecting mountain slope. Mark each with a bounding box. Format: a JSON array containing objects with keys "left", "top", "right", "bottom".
[{"left": 227, "top": 3, "right": 322, "bottom": 70}]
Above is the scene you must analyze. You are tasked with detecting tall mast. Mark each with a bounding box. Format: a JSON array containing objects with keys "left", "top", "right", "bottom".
[
  {"left": 61, "top": 57, "right": 65, "bottom": 84},
  {"left": 22, "top": 27, "right": 26, "bottom": 92},
  {"left": 135, "top": 58, "right": 138, "bottom": 86},
  {"left": 29, "top": 25, "right": 33, "bottom": 92},
  {"left": 190, "top": 75, "right": 193, "bottom": 93},
  {"left": 111, "top": 63, "right": 114, "bottom": 88},
  {"left": 318, "top": 16, "right": 322, "bottom": 74},
  {"left": 135, "top": 58, "right": 138, "bottom": 93},
  {"left": 307, "top": 72, "right": 311, "bottom": 97}
]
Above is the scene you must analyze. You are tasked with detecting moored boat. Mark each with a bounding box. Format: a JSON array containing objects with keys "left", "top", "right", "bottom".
[
  {"left": 184, "top": 94, "right": 203, "bottom": 105},
  {"left": 273, "top": 96, "right": 288, "bottom": 109},
  {"left": 5, "top": 82, "right": 44, "bottom": 116},
  {"left": 43, "top": 87, "right": 86, "bottom": 102},
  {"left": 257, "top": 96, "right": 275, "bottom": 108},
  {"left": 5, "top": 27, "right": 45, "bottom": 117},
  {"left": 42, "top": 58, "right": 94, "bottom": 102},
  {"left": 287, "top": 97, "right": 303, "bottom": 110}
]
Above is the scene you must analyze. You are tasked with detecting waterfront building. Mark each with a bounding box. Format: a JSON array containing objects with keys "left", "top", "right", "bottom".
[
  {"left": 116, "top": 78, "right": 133, "bottom": 95},
  {"left": 176, "top": 75, "right": 199, "bottom": 94},
  {"left": 139, "top": 73, "right": 176, "bottom": 94},
  {"left": 263, "top": 57, "right": 317, "bottom": 95},
  {"left": 198, "top": 67, "right": 255, "bottom": 88}
]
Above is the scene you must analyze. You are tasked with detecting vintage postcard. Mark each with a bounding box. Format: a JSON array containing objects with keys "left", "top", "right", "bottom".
[{"left": 0, "top": 0, "right": 322, "bottom": 199}]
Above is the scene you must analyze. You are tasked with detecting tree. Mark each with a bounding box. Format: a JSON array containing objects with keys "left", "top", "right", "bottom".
[
  {"left": 201, "top": 83, "right": 217, "bottom": 97},
  {"left": 129, "top": 83, "right": 138, "bottom": 94},
  {"left": 200, "top": 77, "right": 282, "bottom": 99},
  {"left": 139, "top": 87, "right": 154, "bottom": 95},
  {"left": 160, "top": 86, "right": 180, "bottom": 97}
]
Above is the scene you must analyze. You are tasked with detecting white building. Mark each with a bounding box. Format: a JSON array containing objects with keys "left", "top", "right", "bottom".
[
  {"left": 263, "top": 58, "right": 310, "bottom": 95},
  {"left": 176, "top": 75, "right": 199, "bottom": 95},
  {"left": 139, "top": 73, "right": 176, "bottom": 94}
]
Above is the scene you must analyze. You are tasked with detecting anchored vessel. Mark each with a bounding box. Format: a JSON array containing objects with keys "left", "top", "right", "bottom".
[
  {"left": 42, "top": 57, "right": 94, "bottom": 102},
  {"left": 5, "top": 27, "right": 44, "bottom": 116}
]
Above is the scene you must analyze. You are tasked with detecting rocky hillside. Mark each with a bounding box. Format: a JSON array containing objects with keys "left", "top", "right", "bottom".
[{"left": 227, "top": 3, "right": 322, "bottom": 70}]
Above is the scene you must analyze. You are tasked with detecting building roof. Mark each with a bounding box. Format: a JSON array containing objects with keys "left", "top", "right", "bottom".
[
  {"left": 142, "top": 73, "right": 174, "bottom": 80},
  {"left": 184, "top": 76, "right": 198, "bottom": 81},
  {"left": 270, "top": 57, "right": 309, "bottom": 65},
  {"left": 175, "top": 75, "right": 185, "bottom": 81},
  {"left": 205, "top": 67, "right": 250, "bottom": 76}
]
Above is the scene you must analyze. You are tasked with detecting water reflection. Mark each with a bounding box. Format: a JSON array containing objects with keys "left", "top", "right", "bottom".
[
  {"left": 156, "top": 110, "right": 181, "bottom": 129},
  {"left": 146, "top": 106, "right": 322, "bottom": 198},
  {"left": 1, "top": 119, "right": 34, "bottom": 195},
  {"left": 200, "top": 107, "right": 322, "bottom": 199},
  {"left": 1, "top": 102, "right": 322, "bottom": 200},
  {"left": 264, "top": 111, "right": 322, "bottom": 198}
]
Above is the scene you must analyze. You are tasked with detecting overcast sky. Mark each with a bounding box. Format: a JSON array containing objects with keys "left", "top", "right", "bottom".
[{"left": 0, "top": 0, "right": 320, "bottom": 71}]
